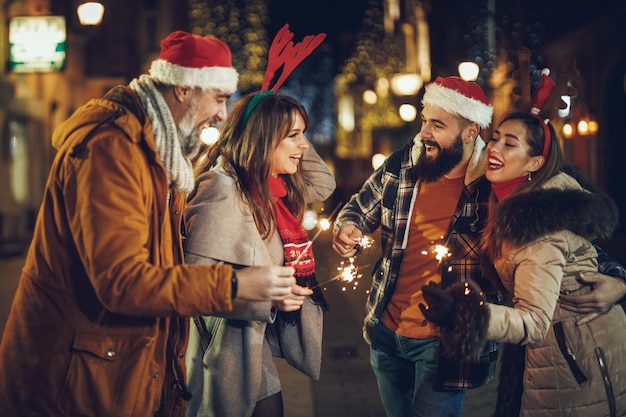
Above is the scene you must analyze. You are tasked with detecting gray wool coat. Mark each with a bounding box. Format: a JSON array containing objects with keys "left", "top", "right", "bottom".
[{"left": 182, "top": 145, "right": 336, "bottom": 417}]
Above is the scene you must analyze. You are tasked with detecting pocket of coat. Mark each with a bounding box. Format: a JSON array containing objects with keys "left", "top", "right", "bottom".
[
  {"left": 200, "top": 316, "right": 225, "bottom": 363},
  {"left": 553, "top": 321, "right": 588, "bottom": 384},
  {"left": 57, "top": 332, "right": 155, "bottom": 416}
]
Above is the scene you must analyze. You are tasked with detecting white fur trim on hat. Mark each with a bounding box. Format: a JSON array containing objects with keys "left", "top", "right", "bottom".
[
  {"left": 423, "top": 83, "right": 493, "bottom": 128},
  {"left": 149, "top": 59, "right": 239, "bottom": 92}
]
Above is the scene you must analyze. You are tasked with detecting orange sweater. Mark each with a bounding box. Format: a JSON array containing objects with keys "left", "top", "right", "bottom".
[{"left": 381, "top": 176, "right": 463, "bottom": 338}]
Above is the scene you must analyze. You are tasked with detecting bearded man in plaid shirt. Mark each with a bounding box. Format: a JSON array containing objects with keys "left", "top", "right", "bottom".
[{"left": 332, "top": 76, "right": 626, "bottom": 417}]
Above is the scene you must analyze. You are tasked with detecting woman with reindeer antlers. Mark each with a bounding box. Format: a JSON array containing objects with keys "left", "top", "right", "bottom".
[{"left": 182, "top": 25, "right": 335, "bottom": 417}]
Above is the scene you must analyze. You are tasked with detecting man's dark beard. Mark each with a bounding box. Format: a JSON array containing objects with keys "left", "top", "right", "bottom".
[{"left": 412, "top": 133, "right": 464, "bottom": 183}]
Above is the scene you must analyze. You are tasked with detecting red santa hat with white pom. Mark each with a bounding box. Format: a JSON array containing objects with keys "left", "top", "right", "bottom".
[
  {"left": 149, "top": 30, "right": 239, "bottom": 92},
  {"left": 422, "top": 76, "right": 493, "bottom": 128}
]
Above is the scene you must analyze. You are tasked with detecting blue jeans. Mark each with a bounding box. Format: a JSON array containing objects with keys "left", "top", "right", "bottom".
[{"left": 370, "top": 322, "right": 466, "bottom": 417}]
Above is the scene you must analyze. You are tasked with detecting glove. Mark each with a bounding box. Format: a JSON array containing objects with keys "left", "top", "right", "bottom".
[{"left": 418, "top": 281, "right": 456, "bottom": 328}]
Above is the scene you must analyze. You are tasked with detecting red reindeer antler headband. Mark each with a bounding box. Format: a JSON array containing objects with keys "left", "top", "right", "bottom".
[{"left": 240, "top": 24, "right": 326, "bottom": 130}]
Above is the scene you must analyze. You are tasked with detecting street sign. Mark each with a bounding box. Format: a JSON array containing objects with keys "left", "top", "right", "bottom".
[{"left": 8, "top": 16, "right": 66, "bottom": 73}]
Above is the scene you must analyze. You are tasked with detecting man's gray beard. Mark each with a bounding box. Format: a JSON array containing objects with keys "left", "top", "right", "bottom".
[
  {"left": 412, "top": 133, "right": 464, "bottom": 183},
  {"left": 177, "top": 99, "right": 201, "bottom": 159}
]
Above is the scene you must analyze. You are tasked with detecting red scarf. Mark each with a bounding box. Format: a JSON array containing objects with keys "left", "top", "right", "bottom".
[
  {"left": 491, "top": 176, "right": 527, "bottom": 201},
  {"left": 269, "top": 176, "right": 329, "bottom": 324}
]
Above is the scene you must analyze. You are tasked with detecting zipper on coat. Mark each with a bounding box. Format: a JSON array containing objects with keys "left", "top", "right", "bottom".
[
  {"left": 553, "top": 321, "right": 588, "bottom": 384},
  {"left": 167, "top": 339, "right": 193, "bottom": 401},
  {"left": 595, "top": 347, "right": 616, "bottom": 417}
]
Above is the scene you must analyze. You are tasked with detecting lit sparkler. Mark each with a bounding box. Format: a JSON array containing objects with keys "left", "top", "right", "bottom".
[
  {"left": 420, "top": 237, "right": 451, "bottom": 261},
  {"left": 292, "top": 202, "right": 343, "bottom": 264},
  {"left": 309, "top": 233, "right": 375, "bottom": 292},
  {"left": 309, "top": 257, "right": 368, "bottom": 291},
  {"left": 355, "top": 235, "right": 374, "bottom": 250}
]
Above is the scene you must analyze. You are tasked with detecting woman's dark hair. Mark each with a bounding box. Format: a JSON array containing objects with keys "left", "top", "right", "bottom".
[{"left": 195, "top": 92, "right": 309, "bottom": 239}]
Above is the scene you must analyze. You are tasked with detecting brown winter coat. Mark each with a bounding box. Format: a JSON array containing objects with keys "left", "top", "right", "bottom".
[{"left": 0, "top": 86, "right": 234, "bottom": 417}]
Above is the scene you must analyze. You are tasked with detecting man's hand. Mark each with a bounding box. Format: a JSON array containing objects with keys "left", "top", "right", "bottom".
[
  {"left": 332, "top": 223, "right": 363, "bottom": 257},
  {"left": 559, "top": 271, "right": 626, "bottom": 326},
  {"left": 418, "top": 282, "right": 456, "bottom": 328},
  {"left": 273, "top": 284, "right": 313, "bottom": 312},
  {"left": 235, "top": 266, "right": 296, "bottom": 301}
]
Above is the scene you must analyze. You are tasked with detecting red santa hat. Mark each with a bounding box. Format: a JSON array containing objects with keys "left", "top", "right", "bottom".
[
  {"left": 422, "top": 76, "right": 493, "bottom": 128},
  {"left": 149, "top": 31, "right": 238, "bottom": 92}
]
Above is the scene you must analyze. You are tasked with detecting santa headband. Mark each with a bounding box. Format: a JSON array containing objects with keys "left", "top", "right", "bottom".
[
  {"left": 529, "top": 68, "right": 554, "bottom": 159},
  {"left": 422, "top": 76, "right": 493, "bottom": 128},
  {"left": 149, "top": 31, "right": 239, "bottom": 92}
]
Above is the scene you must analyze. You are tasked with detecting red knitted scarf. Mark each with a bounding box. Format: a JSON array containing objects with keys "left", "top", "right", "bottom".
[{"left": 269, "top": 176, "right": 329, "bottom": 324}]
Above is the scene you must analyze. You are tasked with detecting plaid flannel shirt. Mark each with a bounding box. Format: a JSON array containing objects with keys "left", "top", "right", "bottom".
[{"left": 335, "top": 137, "right": 501, "bottom": 390}]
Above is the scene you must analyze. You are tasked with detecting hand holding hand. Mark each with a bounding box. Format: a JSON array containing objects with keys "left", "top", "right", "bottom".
[
  {"left": 273, "top": 284, "right": 313, "bottom": 312},
  {"left": 332, "top": 223, "right": 363, "bottom": 257},
  {"left": 235, "top": 266, "right": 296, "bottom": 301},
  {"left": 418, "top": 281, "right": 456, "bottom": 328}
]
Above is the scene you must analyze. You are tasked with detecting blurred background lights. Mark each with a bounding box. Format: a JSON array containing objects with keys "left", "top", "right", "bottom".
[
  {"left": 362, "top": 89, "right": 378, "bottom": 105},
  {"left": 200, "top": 126, "right": 220, "bottom": 145},
  {"left": 302, "top": 210, "right": 318, "bottom": 231},
  {"left": 562, "top": 123, "right": 574, "bottom": 138},
  {"left": 390, "top": 73, "right": 422, "bottom": 96},
  {"left": 458, "top": 61, "right": 479, "bottom": 81},
  {"left": 77, "top": 2, "right": 105, "bottom": 26},
  {"left": 398, "top": 103, "right": 417, "bottom": 122},
  {"left": 372, "top": 153, "right": 386, "bottom": 170}
]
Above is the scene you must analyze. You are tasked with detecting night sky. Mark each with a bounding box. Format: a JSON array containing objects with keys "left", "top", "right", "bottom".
[{"left": 268, "top": 0, "right": 369, "bottom": 70}]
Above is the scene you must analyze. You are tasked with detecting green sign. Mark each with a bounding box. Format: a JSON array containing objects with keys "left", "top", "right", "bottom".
[{"left": 9, "top": 16, "right": 66, "bottom": 73}]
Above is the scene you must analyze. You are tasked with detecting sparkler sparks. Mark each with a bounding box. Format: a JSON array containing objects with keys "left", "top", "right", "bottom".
[
  {"left": 309, "top": 257, "right": 368, "bottom": 291},
  {"left": 421, "top": 237, "right": 451, "bottom": 261},
  {"left": 432, "top": 244, "right": 450, "bottom": 261},
  {"left": 355, "top": 235, "right": 373, "bottom": 249},
  {"left": 309, "top": 234, "right": 375, "bottom": 292}
]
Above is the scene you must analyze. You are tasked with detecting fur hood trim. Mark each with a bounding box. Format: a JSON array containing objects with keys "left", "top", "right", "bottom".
[{"left": 491, "top": 174, "right": 618, "bottom": 247}]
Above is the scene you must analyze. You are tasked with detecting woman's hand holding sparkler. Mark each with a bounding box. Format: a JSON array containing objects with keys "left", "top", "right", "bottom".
[{"left": 273, "top": 284, "right": 314, "bottom": 312}]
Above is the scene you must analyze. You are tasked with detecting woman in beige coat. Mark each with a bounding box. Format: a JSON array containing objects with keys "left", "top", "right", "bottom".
[
  {"left": 421, "top": 112, "right": 626, "bottom": 417},
  {"left": 183, "top": 92, "right": 335, "bottom": 417}
]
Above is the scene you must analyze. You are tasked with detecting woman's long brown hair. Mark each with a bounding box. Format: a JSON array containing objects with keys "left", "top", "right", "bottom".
[{"left": 195, "top": 92, "right": 309, "bottom": 239}]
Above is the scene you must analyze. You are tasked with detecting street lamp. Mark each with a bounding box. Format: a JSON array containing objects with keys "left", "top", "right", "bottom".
[
  {"left": 77, "top": 2, "right": 104, "bottom": 26},
  {"left": 390, "top": 73, "right": 422, "bottom": 96}
]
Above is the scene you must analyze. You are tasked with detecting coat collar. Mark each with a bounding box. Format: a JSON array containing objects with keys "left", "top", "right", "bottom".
[{"left": 491, "top": 172, "right": 618, "bottom": 246}]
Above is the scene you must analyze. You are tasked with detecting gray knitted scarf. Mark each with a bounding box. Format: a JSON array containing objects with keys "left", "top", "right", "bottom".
[{"left": 129, "top": 75, "right": 195, "bottom": 194}]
